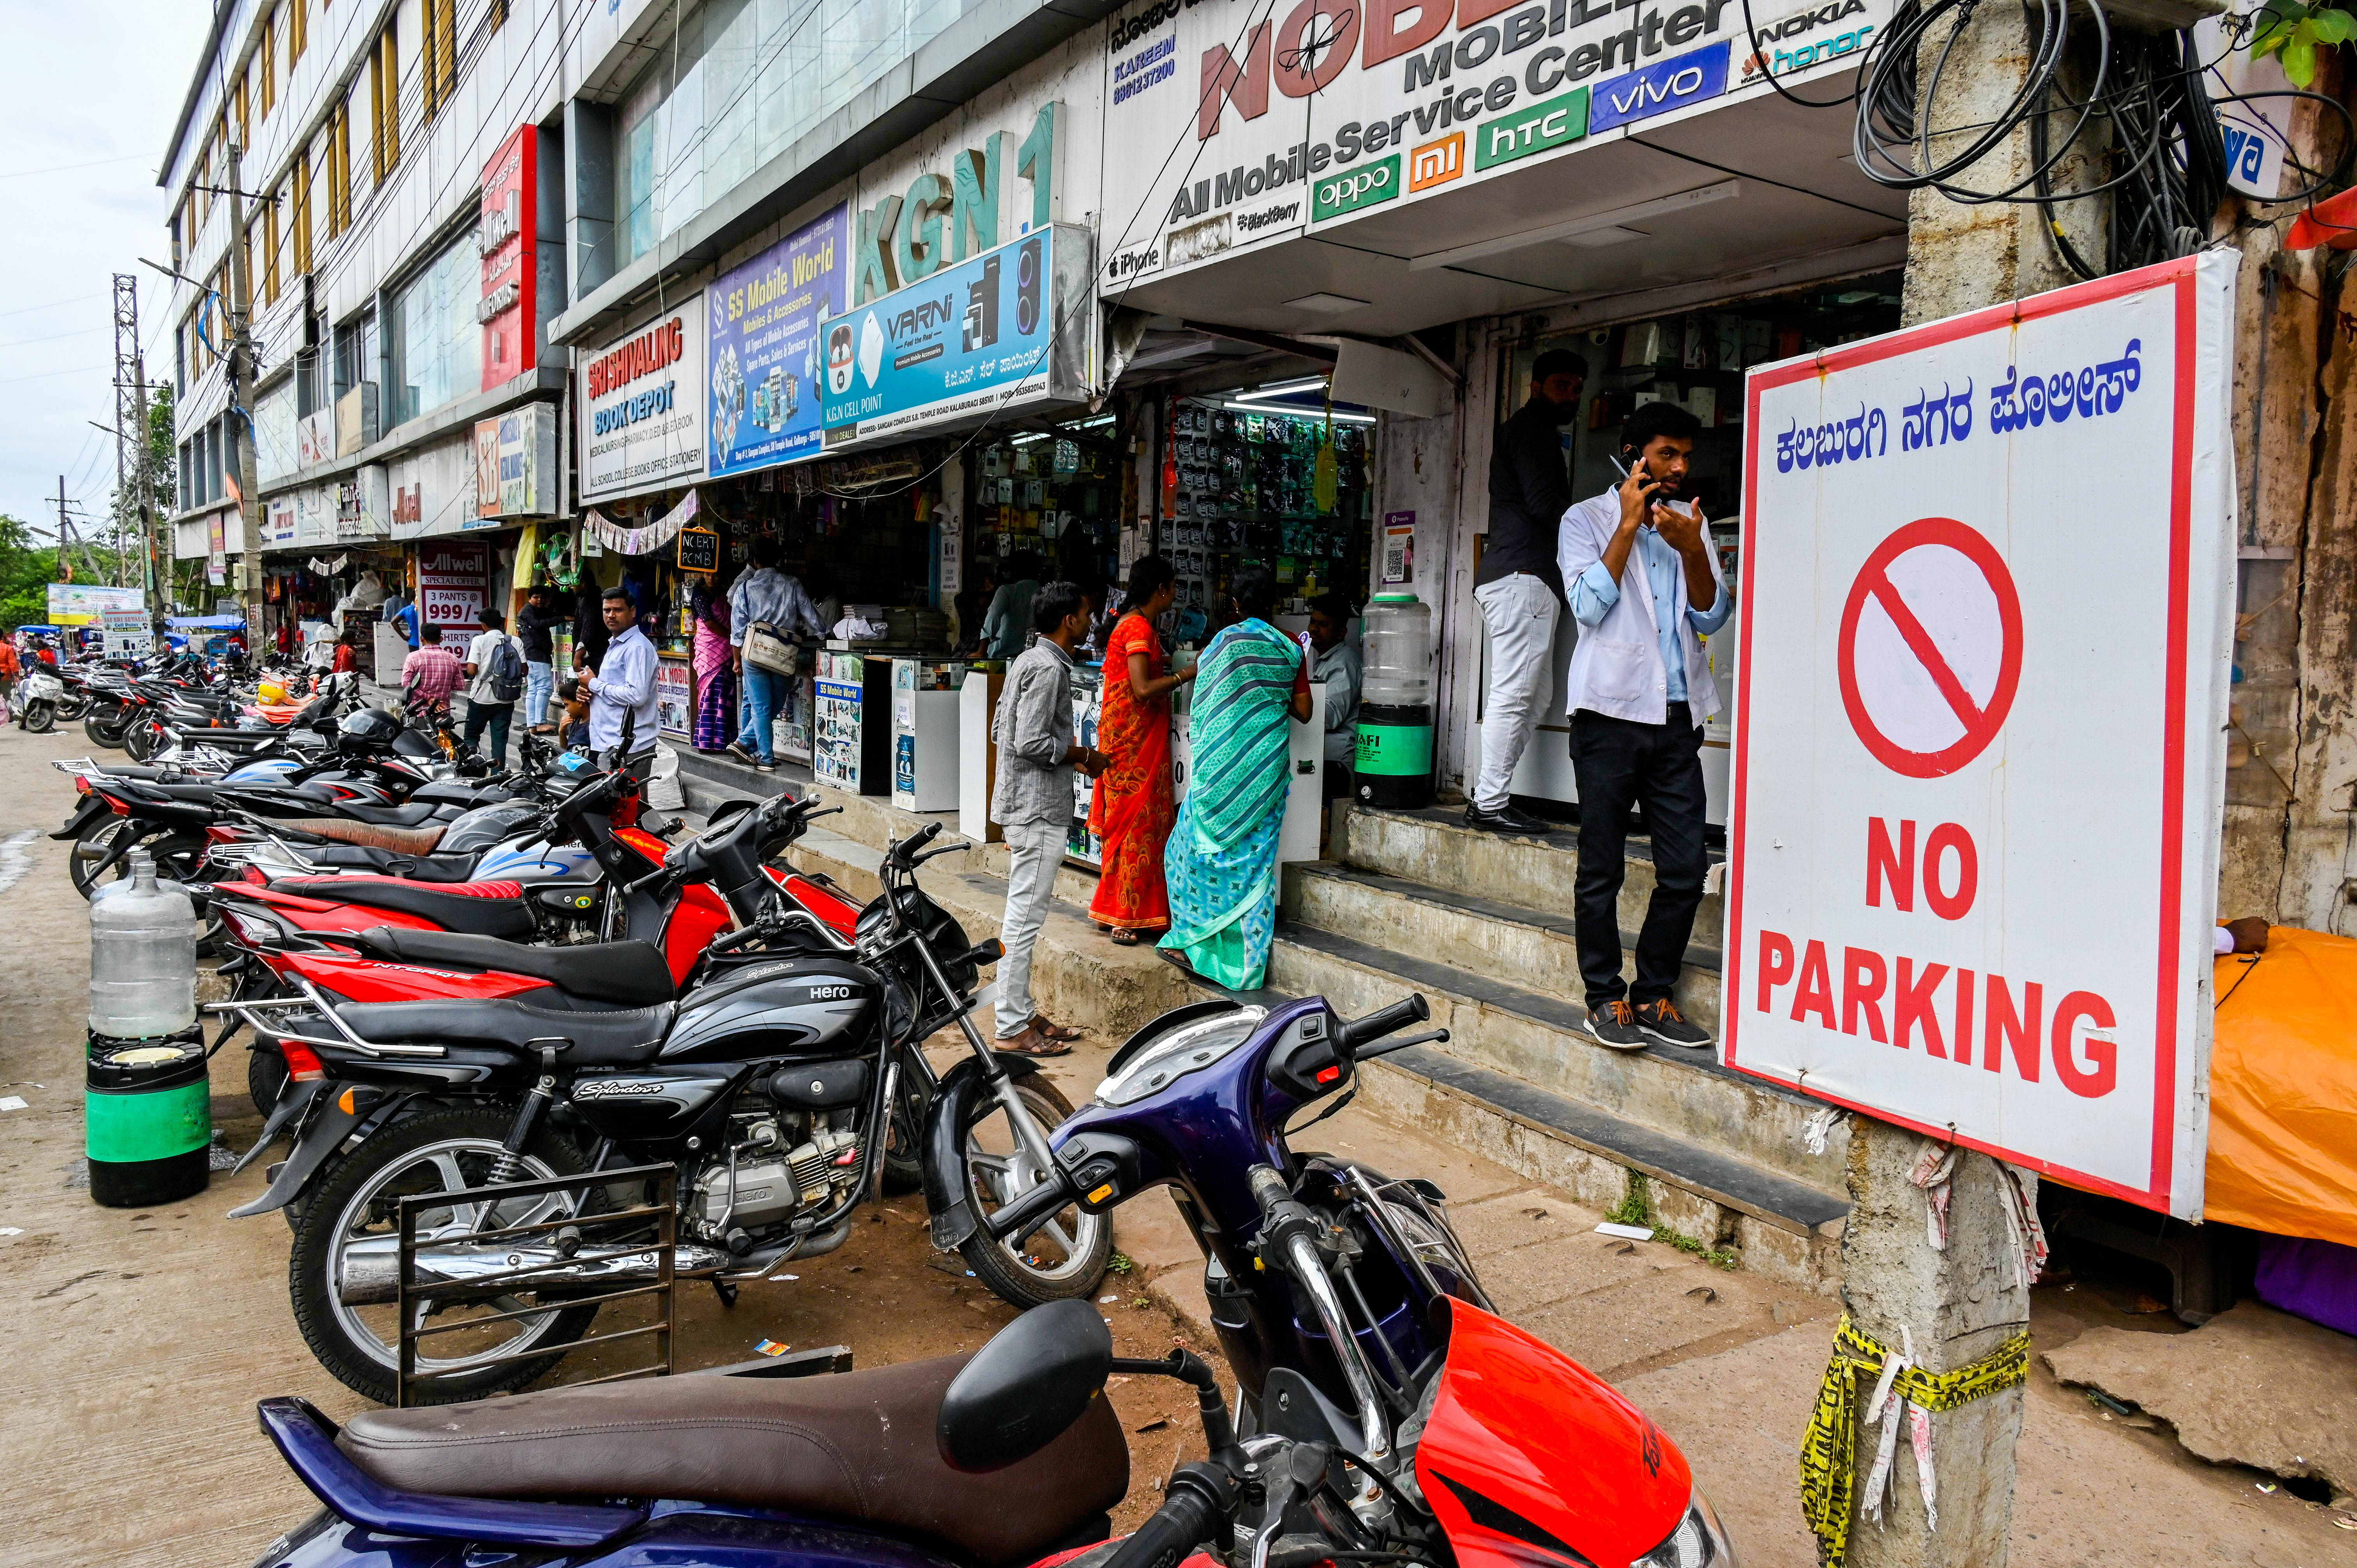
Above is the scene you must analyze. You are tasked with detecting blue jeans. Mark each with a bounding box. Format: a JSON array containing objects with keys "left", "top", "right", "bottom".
[
  {"left": 524, "top": 661, "right": 553, "bottom": 727},
  {"left": 738, "top": 665, "right": 784, "bottom": 762}
]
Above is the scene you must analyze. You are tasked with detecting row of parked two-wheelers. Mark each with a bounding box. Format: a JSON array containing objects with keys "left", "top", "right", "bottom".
[{"left": 56, "top": 677, "right": 1741, "bottom": 1568}]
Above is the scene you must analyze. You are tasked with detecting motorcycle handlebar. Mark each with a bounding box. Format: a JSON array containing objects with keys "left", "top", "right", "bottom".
[
  {"left": 984, "top": 1165, "right": 1078, "bottom": 1243},
  {"left": 1099, "top": 1469, "right": 1226, "bottom": 1568},
  {"left": 1337, "top": 994, "right": 1430, "bottom": 1054}
]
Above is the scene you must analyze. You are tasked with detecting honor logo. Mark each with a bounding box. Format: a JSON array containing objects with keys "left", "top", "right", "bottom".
[{"left": 1408, "top": 132, "right": 1463, "bottom": 192}]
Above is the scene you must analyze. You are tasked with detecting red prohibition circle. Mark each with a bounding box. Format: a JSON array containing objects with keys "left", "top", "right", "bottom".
[{"left": 1836, "top": 517, "right": 2024, "bottom": 779}]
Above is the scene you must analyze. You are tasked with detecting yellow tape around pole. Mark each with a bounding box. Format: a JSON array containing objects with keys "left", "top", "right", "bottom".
[{"left": 1800, "top": 1313, "right": 2031, "bottom": 1568}]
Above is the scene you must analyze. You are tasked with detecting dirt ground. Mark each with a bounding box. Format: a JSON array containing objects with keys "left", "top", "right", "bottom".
[{"left": 2, "top": 722, "right": 2352, "bottom": 1568}]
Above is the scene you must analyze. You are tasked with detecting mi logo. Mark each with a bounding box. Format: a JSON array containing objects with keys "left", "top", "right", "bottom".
[{"left": 1408, "top": 133, "right": 1464, "bottom": 193}]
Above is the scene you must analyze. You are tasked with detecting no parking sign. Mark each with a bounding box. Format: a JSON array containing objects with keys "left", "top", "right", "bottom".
[{"left": 1726, "top": 255, "right": 2240, "bottom": 1218}]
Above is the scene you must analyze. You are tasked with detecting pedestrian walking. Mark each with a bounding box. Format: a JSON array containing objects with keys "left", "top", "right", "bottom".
[
  {"left": 461, "top": 610, "right": 526, "bottom": 766},
  {"left": 399, "top": 623, "right": 464, "bottom": 727},
  {"left": 1556, "top": 400, "right": 1731, "bottom": 1050},
  {"left": 1087, "top": 554, "right": 1194, "bottom": 945},
  {"left": 993, "top": 581, "right": 1105, "bottom": 1057},
  {"left": 726, "top": 539, "right": 824, "bottom": 772},
  {"left": 1469, "top": 348, "right": 1587, "bottom": 833},
  {"left": 516, "top": 583, "right": 567, "bottom": 731},
  {"left": 1159, "top": 567, "right": 1311, "bottom": 991}
]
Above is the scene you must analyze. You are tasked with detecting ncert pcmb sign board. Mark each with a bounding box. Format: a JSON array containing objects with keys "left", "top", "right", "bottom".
[{"left": 1725, "top": 254, "right": 2239, "bottom": 1218}]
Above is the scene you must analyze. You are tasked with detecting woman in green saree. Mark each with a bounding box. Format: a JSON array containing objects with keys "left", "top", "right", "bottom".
[{"left": 1159, "top": 568, "right": 1313, "bottom": 990}]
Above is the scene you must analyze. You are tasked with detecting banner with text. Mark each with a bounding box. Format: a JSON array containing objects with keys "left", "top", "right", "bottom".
[
  {"left": 709, "top": 204, "right": 850, "bottom": 477},
  {"left": 580, "top": 295, "right": 707, "bottom": 504}
]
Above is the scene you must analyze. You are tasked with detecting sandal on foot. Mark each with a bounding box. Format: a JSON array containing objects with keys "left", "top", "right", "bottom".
[
  {"left": 996, "top": 1027, "right": 1072, "bottom": 1058},
  {"left": 1031, "top": 1015, "right": 1085, "bottom": 1043},
  {"left": 1109, "top": 928, "right": 1142, "bottom": 946}
]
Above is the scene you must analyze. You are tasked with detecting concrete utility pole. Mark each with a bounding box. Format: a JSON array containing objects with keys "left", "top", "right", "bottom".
[
  {"left": 224, "top": 138, "right": 266, "bottom": 638},
  {"left": 53, "top": 475, "right": 71, "bottom": 582},
  {"left": 1836, "top": 11, "right": 2109, "bottom": 1568}
]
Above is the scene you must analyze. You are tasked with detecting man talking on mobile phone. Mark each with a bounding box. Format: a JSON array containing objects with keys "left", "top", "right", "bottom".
[{"left": 1555, "top": 400, "right": 1731, "bottom": 1052}]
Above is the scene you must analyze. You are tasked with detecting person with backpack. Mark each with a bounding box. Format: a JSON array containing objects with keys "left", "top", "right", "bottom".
[{"left": 461, "top": 609, "right": 527, "bottom": 767}]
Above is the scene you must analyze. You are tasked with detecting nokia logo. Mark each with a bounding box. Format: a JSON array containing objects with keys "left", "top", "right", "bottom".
[{"left": 573, "top": 1078, "right": 664, "bottom": 1100}]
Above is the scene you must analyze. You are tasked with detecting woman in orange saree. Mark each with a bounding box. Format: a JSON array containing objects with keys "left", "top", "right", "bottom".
[{"left": 1088, "top": 556, "right": 1195, "bottom": 945}]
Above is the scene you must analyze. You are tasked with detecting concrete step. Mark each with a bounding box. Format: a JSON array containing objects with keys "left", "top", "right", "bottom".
[
  {"left": 1166, "top": 948, "right": 1845, "bottom": 1290},
  {"left": 1256, "top": 919, "right": 1843, "bottom": 1200},
  {"left": 1334, "top": 801, "right": 1726, "bottom": 944},
  {"left": 1281, "top": 861, "right": 1723, "bottom": 1033}
]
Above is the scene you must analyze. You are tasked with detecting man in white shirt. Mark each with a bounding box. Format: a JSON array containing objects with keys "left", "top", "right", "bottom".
[
  {"left": 460, "top": 610, "right": 525, "bottom": 767},
  {"left": 1308, "top": 593, "right": 1361, "bottom": 801},
  {"left": 576, "top": 586, "right": 660, "bottom": 764},
  {"left": 1555, "top": 401, "right": 1731, "bottom": 1053}
]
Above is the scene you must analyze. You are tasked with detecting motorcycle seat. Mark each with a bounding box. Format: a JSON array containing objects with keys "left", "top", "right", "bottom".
[
  {"left": 269, "top": 876, "right": 537, "bottom": 939},
  {"left": 335, "top": 1351, "right": 1127, "bottom": 1568},
  {"left": 296, "top": 846, "right": 480, "bottom": 882},
  {"left": 336, "top": 998, "right": 676, "bottom": 1065},
  {"left": 356, "top": 927, "right": 678, "bottom": 1006}
]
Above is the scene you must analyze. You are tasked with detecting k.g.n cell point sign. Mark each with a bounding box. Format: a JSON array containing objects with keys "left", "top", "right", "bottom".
[{"left": 1726, "top": 254, "right": 2239, "bottom": 1219}]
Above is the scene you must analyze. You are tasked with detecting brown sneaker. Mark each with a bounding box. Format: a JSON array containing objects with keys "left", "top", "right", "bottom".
[
  {"left": 1587, "top": 999, "right": 1647, "bottom": 1051},
  {"left": 1636, "top": 998, "right": 1713, "bottom": 1049}
]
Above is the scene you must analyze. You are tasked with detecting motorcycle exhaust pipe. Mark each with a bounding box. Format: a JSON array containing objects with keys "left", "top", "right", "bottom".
[{"left": 337, "top": 1234, "right": 735, "bottom": 1306}]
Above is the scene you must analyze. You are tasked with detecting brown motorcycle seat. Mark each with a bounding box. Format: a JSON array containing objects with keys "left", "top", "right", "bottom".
[{"left": 337, "top": 1352, "right": 1129, "bottom": 1566}]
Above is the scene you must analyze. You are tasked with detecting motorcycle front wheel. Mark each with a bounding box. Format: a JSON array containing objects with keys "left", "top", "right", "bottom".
[
  {"left": 956, "top": 1076, "right": 1113, "bottom": 1308},
  {"left": 22, "top": 700, "right": 53, "bottom": 734},
  {"left": 288, "top": 1105, "right": 606, "bottom": 1407}
]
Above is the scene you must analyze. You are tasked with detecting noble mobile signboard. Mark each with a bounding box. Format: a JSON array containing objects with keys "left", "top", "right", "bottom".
[
  {"left": 818, "top": 224, "right": 1094, "bottom": 451},
  {"left": 1725, "top": 253, "right": 2239, "bottom": 1220},
  {"left": 1096, "top": 0, "right": 1891, "bottom": 290}
]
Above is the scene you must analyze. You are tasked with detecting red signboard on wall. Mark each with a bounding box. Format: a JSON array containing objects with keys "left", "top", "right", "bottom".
[{"left": 479, "top": 126, "right": 537, "bottom": 391}]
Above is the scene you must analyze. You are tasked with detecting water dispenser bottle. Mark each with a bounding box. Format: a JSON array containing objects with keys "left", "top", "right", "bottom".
[
  {"left": 88, "top": 850, "right": 198, "bottom": 1040},
  {"left": 1356, "top": 594, "right": 1435, "bottom": 809}
]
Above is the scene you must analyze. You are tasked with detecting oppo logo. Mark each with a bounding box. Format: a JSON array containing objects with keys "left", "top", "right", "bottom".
[
  {"left": 574, "top": 1078, "right": 664, "bottom": 1100},
  {"left": 1320, "top": 168, "right": 1389, "bottom": 206}
]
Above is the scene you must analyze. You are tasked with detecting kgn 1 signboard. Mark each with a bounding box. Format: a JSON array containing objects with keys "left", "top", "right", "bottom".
[
  {"left": 818, "top": 224, "right": 1094, "bottom": 450},
  {"left": 1726, "top": 254, "right": 2239, "bottom": 1220}
]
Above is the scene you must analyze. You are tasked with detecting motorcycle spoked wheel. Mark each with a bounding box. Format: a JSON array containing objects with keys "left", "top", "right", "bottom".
[
  {"left": 883, "top": 1076, "right": 931, "bottom": 1196},
  {"left": 288, "top": 1106, "right": 608, "bottom": 1407},
  {"left": 82, "top": 712, "right": 129, "bottom": 750},
  {"left": 124, "top": 718, "right": 170, "bottom": 763},
  {"left": 22, "top": 700, "right": 54, "bottom": 734},
  {"left": 70, "top": 820, "right": 210, "bottom": 900},
  {"left": 955, "top": 1076, "right": 1113, "bottom": 1308}
]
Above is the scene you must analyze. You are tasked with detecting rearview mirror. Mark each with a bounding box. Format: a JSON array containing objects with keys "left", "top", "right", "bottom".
[{"left": 936, "top": 1298, "right": 1113, "bottom": 1473}]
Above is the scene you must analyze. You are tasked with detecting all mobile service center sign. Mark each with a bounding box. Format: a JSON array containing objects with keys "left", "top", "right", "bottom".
[{"left": 1725, "top": 254, "right": 2238, "bottom": 1219}]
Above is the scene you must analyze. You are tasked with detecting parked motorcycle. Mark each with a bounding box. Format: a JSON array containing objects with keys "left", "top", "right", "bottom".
[
  {"left": 14, "top": 664, "right": 61, "bottom": 733},
  {"left": 217, "top": 813, "right": 1090, "bottom": 1404},
  {"left": 237, "top": 987, "right": 1731, "bottom": 1568}
]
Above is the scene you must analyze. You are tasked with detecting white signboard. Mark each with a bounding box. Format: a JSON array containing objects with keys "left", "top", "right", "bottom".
[
  {"left": 1724, "top": 254, "right": 2238, "bottom": 1219},
  {"left": 580, "top": 297, "right": 707, "bottom": 504},
  {"left": 1097, "top": 0, "right": 1892, "bottom": 290}
]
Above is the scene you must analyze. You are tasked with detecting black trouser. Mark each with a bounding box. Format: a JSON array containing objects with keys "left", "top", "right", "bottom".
[
  {"left": 1569, "top": 707, "right": 1710, "bottom": 1009},
  {"left": 463, "top": 699, "right": 514, "bottom": 766}
]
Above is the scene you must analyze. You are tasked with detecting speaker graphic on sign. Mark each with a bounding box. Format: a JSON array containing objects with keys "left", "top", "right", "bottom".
[{"left": 1724, "top": 255, "right": 2240, "bottom": 1220}]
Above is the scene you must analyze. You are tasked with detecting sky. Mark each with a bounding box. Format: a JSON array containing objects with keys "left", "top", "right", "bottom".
[{"left": 0, "top": 2, "right": 215, "bottom": 543}]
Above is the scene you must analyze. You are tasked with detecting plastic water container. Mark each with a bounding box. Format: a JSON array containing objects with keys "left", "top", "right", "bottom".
[
  {"left": 1360, "top": 593, "right": 1433, "bottom": 707},
  {"left": 1355, "top": 594, "right": 1435, "bottom": 809},
  {"left": 88, "top": 850, "right": 197, "bottom": 1039}
]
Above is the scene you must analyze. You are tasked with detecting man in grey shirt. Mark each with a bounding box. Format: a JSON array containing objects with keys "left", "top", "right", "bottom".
[{"left": 990, "top": 581, "right": 1104, "bottom": 1056}]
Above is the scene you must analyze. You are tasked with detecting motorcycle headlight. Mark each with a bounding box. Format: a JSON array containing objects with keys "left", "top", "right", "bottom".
[
  {"left": 1095, "top": 1006, "right": 1264, "bottom": 1106},
  {"left": 1632, "top": 1489, "right": 1739, "bottom": 1568}
]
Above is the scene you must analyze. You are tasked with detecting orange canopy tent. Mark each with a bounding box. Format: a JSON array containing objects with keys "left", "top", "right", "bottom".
[{"left": 2205, "top": 926, "right": 2357, "bottom": 1248}]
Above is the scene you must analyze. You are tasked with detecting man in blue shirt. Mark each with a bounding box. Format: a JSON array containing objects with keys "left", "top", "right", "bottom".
[
  {"left": 1555, "top": 400, "right": 1732, "bottom": 1052},
  {"left": 575, "top": 585, "right": 660, "bottom": 763}
]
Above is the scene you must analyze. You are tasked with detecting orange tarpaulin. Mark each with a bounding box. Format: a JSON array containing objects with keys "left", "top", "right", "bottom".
[{"left": 2206, "top": 926, "right": 2357, "bottom": 1247}]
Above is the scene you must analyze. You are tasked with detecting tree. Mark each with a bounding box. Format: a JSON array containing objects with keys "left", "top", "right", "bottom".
[{"left": 0, "top": 514, "right": 61, "bottom": 630}]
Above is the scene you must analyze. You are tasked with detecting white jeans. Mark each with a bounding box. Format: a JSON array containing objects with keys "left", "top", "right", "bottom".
[
  {"left": 995, "top": 819, "right": 1067, "bottom": 1038},
  {"left": 1472, "top": 574, "right": 1561, "bottom": 812}
]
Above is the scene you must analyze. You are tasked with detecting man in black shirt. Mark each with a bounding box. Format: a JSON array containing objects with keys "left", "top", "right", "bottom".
[
  {"left": 515, "top": 582, "right": 567, "bottom": 731},
  {"left": 1469, "top": 348, "right": 1586, "bottom": 833}
]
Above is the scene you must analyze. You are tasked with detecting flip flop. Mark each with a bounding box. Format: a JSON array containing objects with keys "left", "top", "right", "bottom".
[
  {"left": 1031, "top": 1015, "right": 1085, "bottom": 1043},
  {"left": 1109, "top": 928, "right": 1141, "bottom": 946},
  {"left": 996, "top": 1028, "right": 1072, "bottom": 1059}
]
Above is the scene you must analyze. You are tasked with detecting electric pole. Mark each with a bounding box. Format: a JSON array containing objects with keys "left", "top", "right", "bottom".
[
  {"left": 53, "top": 475, "right": 70, "bottom": 584},
  {"left": 111, "top": 273, "right": 155, "bottom": 612},
  {"left": 224, "top": 137, "right": 265, "bottom": 638}
]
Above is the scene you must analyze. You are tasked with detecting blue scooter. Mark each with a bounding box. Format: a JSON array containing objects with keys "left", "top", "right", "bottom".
[{"left": 243, "top": 991, "right": 1735, "bottom": 1568}]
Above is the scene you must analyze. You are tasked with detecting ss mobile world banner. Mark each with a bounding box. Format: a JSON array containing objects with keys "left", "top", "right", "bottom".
[{"left": 1097, "top": 0, "right": 1892, "bottom": 290}]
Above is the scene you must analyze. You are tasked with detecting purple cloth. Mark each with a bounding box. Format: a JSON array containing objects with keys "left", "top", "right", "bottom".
[{"left": 2253, "top": 1234, "right": 2357, "bottom": 1337}]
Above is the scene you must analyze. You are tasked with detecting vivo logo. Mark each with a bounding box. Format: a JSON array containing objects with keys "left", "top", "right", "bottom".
[{"left": 1589, "top": 41, "right": 1730, "bottom": 133}]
